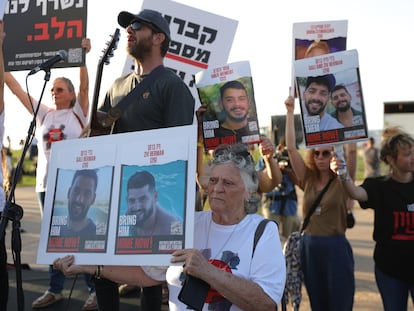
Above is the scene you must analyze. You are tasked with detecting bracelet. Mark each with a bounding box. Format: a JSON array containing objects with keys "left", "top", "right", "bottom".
[
  {"left": 339, "top": 173, "right": 351, "bottom": 182},
  {"left": 94, "top": 265, "right": 103, "bottom": 279},
  {"left": 197, "top": 142, "right": 204, "bottom": 148}
]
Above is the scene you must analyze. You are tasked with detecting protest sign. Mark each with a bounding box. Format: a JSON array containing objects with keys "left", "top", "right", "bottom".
[
  {"left": 294, "top": 49, "right": 368, "bottom": 147},
  {"left": 3, "top": 0, "right": 87, "bottom": 71},
  {"left": 195, "top": 61, "right": 260, "bottom": 150},
  {"left": 37, "top": 125, "right": 197, "bottom": 266}
]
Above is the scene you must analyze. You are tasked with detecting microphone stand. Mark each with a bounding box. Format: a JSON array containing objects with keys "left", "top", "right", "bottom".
[{"left": 0, "top": 69, "right": 51, "bottom": 311}]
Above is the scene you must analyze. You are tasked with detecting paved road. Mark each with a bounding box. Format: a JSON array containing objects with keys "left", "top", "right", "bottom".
[{"left": 4, "top": 186, "right": 414, "bottom": 310}]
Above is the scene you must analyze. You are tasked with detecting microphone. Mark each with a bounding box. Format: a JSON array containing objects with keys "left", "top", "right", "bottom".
[{"left": 28, "top": 50, "right": 68, "bottom": 75}]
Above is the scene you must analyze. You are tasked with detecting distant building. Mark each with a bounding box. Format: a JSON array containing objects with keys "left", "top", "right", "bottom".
[{"left": 383, "top": 101, "right": 414, "bottom": 137}]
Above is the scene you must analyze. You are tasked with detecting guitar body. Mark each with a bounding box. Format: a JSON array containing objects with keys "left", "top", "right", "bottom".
[
  {"left": 88, "top": 111, "right": 112, "bottom": 136},
  {"left": 83, "top": 28, "right": 120, "bottom": 138}
]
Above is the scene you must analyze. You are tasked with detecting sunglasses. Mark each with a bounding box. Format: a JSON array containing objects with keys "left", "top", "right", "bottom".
[
  {"left": 213, "top": 144, "right": 250, "bottom": 158},
  {"left": 129, "top": 20, "right": 158, "bottom": 32},
  {"left": 314, "top": 150, "right": 331, "bottom": 158},
  {"left": 50, "top": 87, "right": 67, "bottom": 93}
]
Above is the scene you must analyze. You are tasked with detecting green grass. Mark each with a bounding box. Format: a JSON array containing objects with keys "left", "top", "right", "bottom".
[{"left": 10, "top": 149, "right": 36, "bottom": 187}]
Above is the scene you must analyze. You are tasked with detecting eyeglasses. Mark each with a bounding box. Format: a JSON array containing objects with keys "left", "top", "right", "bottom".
[
  {"left": 50, "top": 87, "right": 67, "bottom": 94},
  {"left": 313, "top": 150, "right": 331, "bottom": 158}
]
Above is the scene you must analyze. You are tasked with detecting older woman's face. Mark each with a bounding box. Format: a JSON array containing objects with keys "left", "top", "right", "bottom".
[
  {"left": 51, "top": 78, "right": 75, "bottom": 108},
  {"left": 207, "top": 163, "right": 247, "bottom": 213}
]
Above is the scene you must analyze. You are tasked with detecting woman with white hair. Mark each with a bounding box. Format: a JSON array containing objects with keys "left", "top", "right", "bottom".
[{"left": 54, "top": 143, "right": 286, "bottom": 311}]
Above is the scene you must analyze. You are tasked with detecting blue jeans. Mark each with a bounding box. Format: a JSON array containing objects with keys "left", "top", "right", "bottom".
[
  {"left": 301, "top": 234, "right": 355, "bottom": 311},
  {"left": 375, "top": 265, "right": 414, "bottom": 311},
  {"left": 37, "top": 191, "right": 95, "bottom": 294}
]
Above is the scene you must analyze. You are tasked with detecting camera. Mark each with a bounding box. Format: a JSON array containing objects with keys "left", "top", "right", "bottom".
[
  {"left": 277, "top": 156, "right": 291, "bottom": 168},
  {"left": 275, "top": 148, "right": 291, "bottom": 168}
]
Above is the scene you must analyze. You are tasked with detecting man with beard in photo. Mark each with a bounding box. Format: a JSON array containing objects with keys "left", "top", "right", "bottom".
[
  {"left": 302, "top": 75, "right": 344, "bottom": 133},
  {"left": 214, "top": 80, "right": 259, "bottom": 143},
  {"left": 60, "top": 169, "right": 98, "bottom": 237},
  {"left": 330, "top": 84, "right": 364, "bottom": 127},
  {"left": 125, "top": 170, "right": 181, "bottom": 237}
]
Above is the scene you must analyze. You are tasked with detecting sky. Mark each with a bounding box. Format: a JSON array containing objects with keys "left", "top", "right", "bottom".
[{"left": 4, "top": 0, "right": 414, "bottom": 149}]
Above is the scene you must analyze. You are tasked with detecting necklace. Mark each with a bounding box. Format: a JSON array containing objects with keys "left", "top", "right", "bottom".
[{"left": 206, "top": 217, "right": 241, "bottom": 260}]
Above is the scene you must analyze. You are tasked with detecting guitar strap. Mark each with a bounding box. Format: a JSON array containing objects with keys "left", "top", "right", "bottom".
[{"left": 100, "top": 65, "right": 167, "bottom": 128}]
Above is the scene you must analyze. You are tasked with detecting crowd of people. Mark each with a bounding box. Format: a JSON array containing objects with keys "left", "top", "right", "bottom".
[{"left": 0, "top": 7, "right": 413, "bottom": 311}]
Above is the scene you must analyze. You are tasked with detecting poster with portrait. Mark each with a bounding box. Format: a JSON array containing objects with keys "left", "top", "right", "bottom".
[
  {"left": 291, "top": 20, "right": 348, "bottom": 96},
  {"left": 195, "top": 60, "right": 261, "bottom": 150},
  {"left": 46, "top": 167, "right": 113, "bottom": 254},
  {"left": 294, "top": 49, "right": 368, "bottom": 148},
  {"left": 37, "top": 125, "right": 197, "bottom": 266}
]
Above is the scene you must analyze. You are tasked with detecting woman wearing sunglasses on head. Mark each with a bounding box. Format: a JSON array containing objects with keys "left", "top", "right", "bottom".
[
  {"left": 4, "top": 39, "right": 98, "bottom": 310},
  {"left": 285, "top": 95, "right": 355, "bottom": 311},
  {"left": 333, "top": 126, "right": 414, "bottom": 311}
]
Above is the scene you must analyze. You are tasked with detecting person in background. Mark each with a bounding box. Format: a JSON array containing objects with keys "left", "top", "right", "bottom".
[
  {"left": 363, "top": 137, "right": 381, "bottom": 178},
  {"left": 53, "top": 143, "right": 286, "bottom": 310},
  {"left": 333, "top": 126, "right": 414, "bottom": 311},
  {"left": 93, "top": 8, "right": 194, "bottom": 311},
  {"left": 5, "top": 39, "right": 96, "bottom": 310},
  {"left": 285, "top": 95, "right": 355, "bottom": 311},
  {"left": 262, "top": 139, "right": 300, "bottom": 242}
]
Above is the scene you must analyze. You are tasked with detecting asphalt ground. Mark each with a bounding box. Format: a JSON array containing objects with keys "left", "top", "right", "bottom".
[{"left": 4, "top": 186, "right": 414, "bottom": 310}]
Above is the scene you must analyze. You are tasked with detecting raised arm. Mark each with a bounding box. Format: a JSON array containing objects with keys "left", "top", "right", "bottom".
[
  {"left": 77, "top": 38, "right": 91, "bottom": 117},
  {"left": 285, "top": 95, "right": 306, "bottom": 185},
  {"left": 257, "top": 135, "right": 282, "bottom": 193},
  {"left": 331, "top": 155, "right": 368, "bottom": 201},
  {"left": 4, "top": 71, "right": 35, "bottom": 114}
]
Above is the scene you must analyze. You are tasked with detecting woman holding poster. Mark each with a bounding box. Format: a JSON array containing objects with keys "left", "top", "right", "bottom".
[
  {"left": 284, "top": 95, "right": 355, "bottom": 311},
  {"left": 53, "top": 144, "right": 286, "bottom": 311}
]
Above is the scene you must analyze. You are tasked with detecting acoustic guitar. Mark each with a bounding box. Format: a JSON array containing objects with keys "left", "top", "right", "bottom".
[{"left": 83, "top": 28, "right": 120, "bottom": 137}]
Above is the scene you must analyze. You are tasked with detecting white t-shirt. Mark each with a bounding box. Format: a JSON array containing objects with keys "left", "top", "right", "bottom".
[
  {"left": 166, "top": 211, "right": 286, "bottom": 311},
  {"left": 35, "top": 101, "right": 87, "bottom": 193}
]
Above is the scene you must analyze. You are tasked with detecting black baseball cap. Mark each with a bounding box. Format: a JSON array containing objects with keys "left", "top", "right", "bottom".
[
  {"left": 305, "top": 74, "right": 336, "bottom": 92},
  {"left": 118, "top": 9, "right": 171, "bottom": 40}
]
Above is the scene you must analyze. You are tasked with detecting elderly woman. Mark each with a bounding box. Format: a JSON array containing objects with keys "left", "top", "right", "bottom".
[
  {"left": 285, "top": 95, "right": 355, "bottom": 311},
  {"left": 334, "top": 127, "right": 414, "bottom": 311},
  {"left": 54, "top": 143, "right": 286, "bottom": 311}
]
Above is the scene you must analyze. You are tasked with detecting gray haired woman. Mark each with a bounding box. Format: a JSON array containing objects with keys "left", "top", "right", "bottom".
[{"left": 54, "top": 143, "right": 286, "bottom": 310}]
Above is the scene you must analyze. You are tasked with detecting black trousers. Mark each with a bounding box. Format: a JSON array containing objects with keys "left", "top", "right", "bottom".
[{"left": 93, "top": 277, "right": 162, "bottom": 311}]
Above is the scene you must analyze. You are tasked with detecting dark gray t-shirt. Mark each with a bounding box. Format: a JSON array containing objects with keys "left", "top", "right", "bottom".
[{"left": 100, "top": 68, "right": 194, "bottom": 133}]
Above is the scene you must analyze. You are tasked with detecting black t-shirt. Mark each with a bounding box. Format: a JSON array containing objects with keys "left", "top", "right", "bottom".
[
  {"left": 100, "top": 69, "right": 194, "bottom": 133},
  {"left": 360, "top": 175, "right": 414, "bottom": 282}
]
